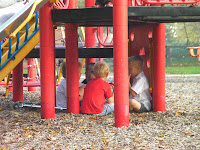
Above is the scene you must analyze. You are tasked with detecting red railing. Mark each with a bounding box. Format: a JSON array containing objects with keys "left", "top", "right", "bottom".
[
  {"left": 129, "top": 0, "right": 199, "bottom": 6},
  {"left": 53, "top": 0, "right": 69, "bottom": 9},
  {"left": 142, "top": 0, "right": 199, "bottom": 5},
  {"left": 96, "top": 27, "right": 113, "bottom": 47},
  {"left": 187, "top": 47, "right": 200, "bottom": 57}
]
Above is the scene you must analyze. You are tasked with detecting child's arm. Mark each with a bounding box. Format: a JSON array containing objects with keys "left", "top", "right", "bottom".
[
  {"left": 107, "top": 95, "right": 114, "bottom": 103},
  {"left": 129, "top": 74, "right": 137, "bottom": 97},
  {"left": 109, "top": 82, "right": 114, "bottom": 93},
  {"left": 129, "top": 87, "right": 137, "bottom": 97},
  {"left": 79, "top": 84, "right": 86, "bottom": 101}
]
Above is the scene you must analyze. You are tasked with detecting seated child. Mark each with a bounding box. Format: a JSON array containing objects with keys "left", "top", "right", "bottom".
[
  {"left": 56, "top": 61, "right": 82, "bottom": 108},
  {"left": 79, "top": 63, "right": 96, "bottom": 101},
  {"left": 80, "top": 61, "right": 114, "bottom": 116},
  {"left": 81, "top": 63, "right": 95, "bottom": 85},
  {"left": 128, "top": 55, "right": 152, "bottom": 113}
]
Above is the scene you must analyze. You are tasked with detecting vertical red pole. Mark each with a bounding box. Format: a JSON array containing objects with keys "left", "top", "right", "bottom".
[
  {"left": 98, "top": 27, "right": 104, "bottom": 61},
  {"left": 113, "top": 0, "right": 129, "bottom": 127},
  {"left": 152, "top": 23, "right": 166, "bottom": 112},
  {"left": 128, "top": 0, "right": 132, "bottom": 6},
  {"left": 85, "top": 0, "right": 96, "bottom": 64},
  {"left": 65, "top": 0, "right": 79, "bottom": 113},
  {"left": 9, "top": 71, "right": 13, "bottom": 91},
  {"left": 27, "top": 58, "right": 37, "bottom": 91},
  {"left": 9, "top": 86, "right": 13, "bottom": 91},
  {"left": 13, "top": 61, "right": 23, "bottom": 102},
  {"left": 39, "top": 2, "right": 55, "bottom": 119}
]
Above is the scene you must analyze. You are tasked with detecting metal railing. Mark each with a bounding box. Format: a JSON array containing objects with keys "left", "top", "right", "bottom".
[
  {"left": 187, "top": 47, "right": 200, "bottom": 57},
  {"left": 129, "top": 0, "right": 200, "bottom": 6},
  {"left": 96, "top": 27, "right": 113, "bottom": 47},
  {"left": 53, "top": 0, "right": 69, "bottom": 9},
  {"left": 0, "top": 12, "right": 39, "bottom": 70}
]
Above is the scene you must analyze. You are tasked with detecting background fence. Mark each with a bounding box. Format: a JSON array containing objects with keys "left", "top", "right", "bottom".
[
  {"left": 102, "top": 45, "right": 200, "bottom": 74},
  {"left": 165, "top": 46, "right": 200, "bottom": 74}
]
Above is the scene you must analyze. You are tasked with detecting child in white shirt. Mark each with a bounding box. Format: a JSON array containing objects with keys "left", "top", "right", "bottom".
[
  {"left": 128, "top": 55, "right": 152, "bottom": 113},
  {"left": 56, "top": 62, "right": 82, "bottom": 108}
]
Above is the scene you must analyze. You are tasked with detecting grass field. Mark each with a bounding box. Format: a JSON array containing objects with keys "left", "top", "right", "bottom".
[
  {"left": 168, "top": 61, "right": 200, "bottom": 67},
  {"left": 24, "top": 66, "right": 200, "bottom": 74},
  {"left": 166, "top": 66, "right": 200, "bottom": 74},
  {"left": 23, "top": 59, "right": 200, "bottom": 75}
]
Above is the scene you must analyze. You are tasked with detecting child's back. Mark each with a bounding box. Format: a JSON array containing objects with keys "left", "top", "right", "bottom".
[
  {"left": 81, "top": 78, "right": 113, "bottom": 114},
  {"left": 80, "top": 61, "right": 114, "bottom": 115}
]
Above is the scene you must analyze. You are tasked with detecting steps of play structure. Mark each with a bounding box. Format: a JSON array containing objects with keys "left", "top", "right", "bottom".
[
  {"left": 0, "top": 15, "right": 40, "bottom": 82},
  {"left": 2, "top": 47, "right": 9, "bottom": 51},
  {"left": 0, "top": 30, "right": 40, "bottom": 82},
  {"left": 0, "top": 0, "right": 50, "bottom": 82},
  {"left": 51, "top": 6, "right": 200, "bottom": 26},
  {"left": 27, "top": 47, "right": 113, "bottom": 58}
]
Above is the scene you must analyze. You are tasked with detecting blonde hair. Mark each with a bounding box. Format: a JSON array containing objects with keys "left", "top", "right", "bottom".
[
  {"left": 94, "top": 61, "right": 109, "bottom": 78},
  {"left": 62, "top": 61, "right": 82, "bottom": 79},
  {"left": 128, "top": 55, "right": 144, "bottom": 70}
]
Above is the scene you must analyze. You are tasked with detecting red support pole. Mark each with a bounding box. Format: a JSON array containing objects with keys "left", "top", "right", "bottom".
[
  {"left": 9, "top": 71, "right": 13, "bottom": 91},
  {"left": 113, "top": 0, "right": 129, "bottom": 127},
  {"left": 98, "top": 27, "right": 104, "bottom": 61},
  {"left": 27, "top": 58, "right": 37, "bottom": 91},
  {"left": 39, "top": 2, "right": 55, "bottom": 119},
  {"left": 9, "top": 86, "right": 13, "bottom": 91},
  {"left": 128, "top": 0, "right": 133, "bottom": 6},
  {"left": 65, "top": 0, "right": 79, "bottom": 114},
  {"left": 152, "top": 23, "right": 166, "bottom": 112},
  {"left": 69, "top": 0, "right": 77, "bottom": 8},
  {"left": 13, "top": 61, "right": 23, "bottom": 102},
  {"left": 85, "top": 0, "right": 96, "bottom": 64}
]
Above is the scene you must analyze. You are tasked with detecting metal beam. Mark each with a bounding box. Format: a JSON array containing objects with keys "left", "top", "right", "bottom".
[
  {"left": 26, "top": 47, "right": 113, "bottom": 58},
  {"left": 128, "top": 6, "right": 200, "bottom": 17},
  {"left": 51, "top": 6, "right": 200, "bottom": 26}
]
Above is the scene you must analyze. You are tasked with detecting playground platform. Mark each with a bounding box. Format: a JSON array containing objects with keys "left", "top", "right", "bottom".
[{"left": 51, "top": 6, "right": 200, "bottom": 26}]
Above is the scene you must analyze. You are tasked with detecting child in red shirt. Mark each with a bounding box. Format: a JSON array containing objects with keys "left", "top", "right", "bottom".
[{"left": 80, "top": 61, "right": 114, "bottom": 115}]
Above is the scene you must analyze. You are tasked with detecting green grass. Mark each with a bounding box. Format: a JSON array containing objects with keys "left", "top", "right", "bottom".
[
  {"left": 166, "top": 66, "right": 200, "bottom": 74},
  {"left": 22, "top": 59, "right": 200, "bottom": 75},
  {"left": 169, "top": 61, "right": 200, "bottom": 67}
]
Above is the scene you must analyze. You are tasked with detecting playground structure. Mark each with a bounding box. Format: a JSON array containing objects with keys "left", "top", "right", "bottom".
[
  {"left": 0, "top": 58, "right": 39, "bottom": 96},
  {"left": 0, "top": 0, "right": 200, "bottom": 127},
  {"left": 187, "top": 47, "right": 200, "bottom": 57}
]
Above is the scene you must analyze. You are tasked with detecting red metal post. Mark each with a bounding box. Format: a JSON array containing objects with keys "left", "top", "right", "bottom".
[
  {"left": 9, "top": 71, "right": 13, "bottom": 91},
  {"left": 39, "top": 2, "right": 55, "bottom": 119},
  {"left": 85, "top": 0, "right": 96, "bottom": 65},
  {"left": 128, "top": 0, "right": 133, "bottom": 6},
  {"left": 13, "top": 61, "right": 23, "bottom": 102},
  {"left": 69, "top": 0, "right": 77, "bottom": 8},
  {"left": 113, "top": 0, "right": 129, "bottom": 127},
  {"left": 9, "top": 86, "right": 13, "bottom": 91},
  {"left": 98, "top": 27, "right": 104, "bottom": 61},
  {"left": 65, "top": 0, "right": 79, "bottom": 113},
  {"left": 27, "top": 58, "right": 37, "bottom": 91},
  {"left": 152, "top": 23, "right": 166, "bottom": 112}
]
